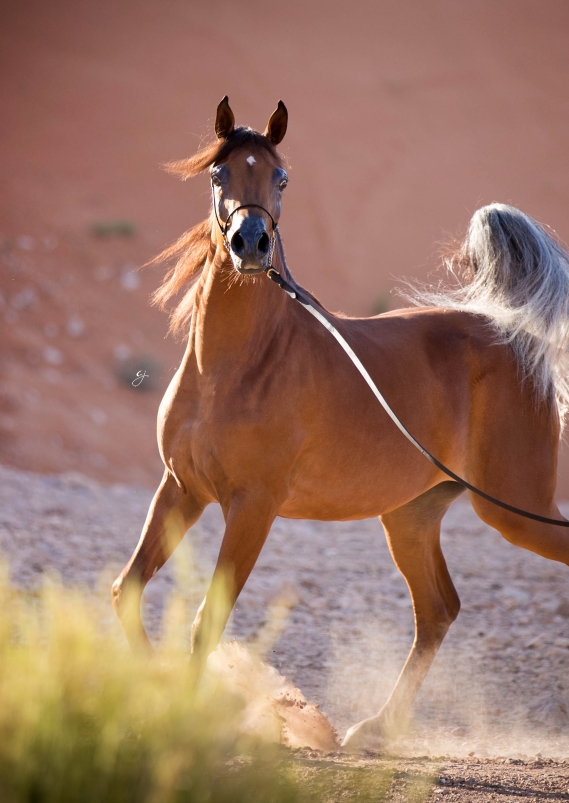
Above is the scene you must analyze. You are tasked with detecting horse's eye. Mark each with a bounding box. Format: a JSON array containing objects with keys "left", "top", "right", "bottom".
[
  {"left": 211, "top": 174, "right": 222, "bottom": 187},
  {"left": 279, "top": 178, "right": 288, "bottom": 191}
]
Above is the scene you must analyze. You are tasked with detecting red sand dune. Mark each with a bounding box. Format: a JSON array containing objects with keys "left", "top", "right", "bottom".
[{"left": 2, "top": 0, "right": 569, "bottom": 492}]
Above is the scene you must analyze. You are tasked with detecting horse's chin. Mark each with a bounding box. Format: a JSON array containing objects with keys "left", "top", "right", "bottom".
[{"left": 234, "top": 263, "right": 267, "bottom": 276}]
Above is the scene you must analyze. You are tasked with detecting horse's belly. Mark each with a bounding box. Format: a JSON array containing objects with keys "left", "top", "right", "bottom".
[
  {"left": 278, "top": 496, "right": 383, "bottom": 521},
  {"left": 277, "top": 451, "right": 434, "bottom": 521}
]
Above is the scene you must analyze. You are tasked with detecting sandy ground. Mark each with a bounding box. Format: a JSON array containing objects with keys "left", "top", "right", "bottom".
[
  {"left": 2, "top": 461, "right": 569, "bottom": 797},
  {"left": 294, "top": 753, "right": 569, "bottom": 802}
]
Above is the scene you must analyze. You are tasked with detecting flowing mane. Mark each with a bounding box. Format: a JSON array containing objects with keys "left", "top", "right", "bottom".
[{"left": 150, "top": 127, "right": 283, "bottom": 338}]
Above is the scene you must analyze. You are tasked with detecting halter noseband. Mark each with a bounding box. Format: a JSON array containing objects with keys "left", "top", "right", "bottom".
[{"left": 211, "top": 185, "right": 278, "bottom": 269}]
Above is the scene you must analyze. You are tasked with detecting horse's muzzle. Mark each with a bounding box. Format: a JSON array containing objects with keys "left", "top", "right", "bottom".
[{"left": 230, "top": 215, "right": 271, "bottom": 273}]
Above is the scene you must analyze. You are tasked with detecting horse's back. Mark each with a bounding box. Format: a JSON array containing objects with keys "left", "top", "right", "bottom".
[{"left": 280, "top": 305, "right": 558, "bottom": 520}]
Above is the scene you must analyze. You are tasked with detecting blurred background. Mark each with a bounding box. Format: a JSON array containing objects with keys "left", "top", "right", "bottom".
[{"left": 1, "top": 0, "right": 569, "bottom": 492}]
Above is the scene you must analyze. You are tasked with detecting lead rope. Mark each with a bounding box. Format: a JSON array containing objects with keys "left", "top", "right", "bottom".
[{"left": 264, "top": 261, "right": 569, "bottom": 528}]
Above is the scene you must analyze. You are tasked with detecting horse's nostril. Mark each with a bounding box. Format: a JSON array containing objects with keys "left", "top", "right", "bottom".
[
  {"left": 258, "top": 232, "right": 270, "bottom": 255},
  {"left": 231, "top": 232, "right": 245, "bottom": 256}
]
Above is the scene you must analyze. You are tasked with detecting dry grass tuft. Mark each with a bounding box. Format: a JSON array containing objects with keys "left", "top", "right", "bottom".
[{"left": 0, "top": 567, "right": 404, "bottom": 803}]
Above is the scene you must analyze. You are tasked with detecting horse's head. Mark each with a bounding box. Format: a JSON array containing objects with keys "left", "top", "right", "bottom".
[{"left": 210, "top": 97, "right": 288, "bottom": 275}]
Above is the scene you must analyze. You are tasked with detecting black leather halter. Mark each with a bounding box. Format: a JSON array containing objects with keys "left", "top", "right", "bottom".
[{"left": 211, "top": 185, "right": 277, "bottom": 248}]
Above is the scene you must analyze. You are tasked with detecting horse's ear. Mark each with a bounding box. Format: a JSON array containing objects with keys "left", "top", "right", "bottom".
[
  {"left": 215, "top": 96, "right": 235, "bottom": 140},
  {"left": 264, "top": 100, "right": 288, "bottom": 145}
]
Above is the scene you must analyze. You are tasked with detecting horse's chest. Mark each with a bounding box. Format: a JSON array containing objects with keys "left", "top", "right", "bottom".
[{"left": 161, "top": 371, "right": 292, "bottom": 488}]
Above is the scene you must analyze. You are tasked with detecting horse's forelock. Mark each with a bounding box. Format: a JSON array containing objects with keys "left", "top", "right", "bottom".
[{"left": 165, "top": 127, "right": 282, "bottom": 179}]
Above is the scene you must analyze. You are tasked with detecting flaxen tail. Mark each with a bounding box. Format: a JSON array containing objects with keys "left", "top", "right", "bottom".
[{"left": 412, "top": 203, "right": 569, "bottom": 427}]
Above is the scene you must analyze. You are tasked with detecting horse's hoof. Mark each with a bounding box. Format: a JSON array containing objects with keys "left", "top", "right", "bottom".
[{"left": 341, "top": 718, "right": 386, "bottom": 754}]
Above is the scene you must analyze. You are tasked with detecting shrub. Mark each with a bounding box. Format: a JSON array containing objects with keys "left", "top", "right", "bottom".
[{"left": 0, "top": 570, "right": 398, "bottom": 802}]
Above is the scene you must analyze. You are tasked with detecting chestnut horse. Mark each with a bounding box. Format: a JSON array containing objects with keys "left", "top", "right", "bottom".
[{"left": 112, "top": 97, "right": 569, "bottom": 751}]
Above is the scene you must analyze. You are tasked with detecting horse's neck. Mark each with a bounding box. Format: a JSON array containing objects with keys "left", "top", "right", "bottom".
[{"left": 190, "top": 247, "right": 288, "bottom": 372}]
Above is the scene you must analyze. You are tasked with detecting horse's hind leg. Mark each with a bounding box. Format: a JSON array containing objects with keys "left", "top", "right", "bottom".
[
  {"left": 343, "top": 480, "right": 464, "bottom": 752},
  {"left": 470, "top": 495, "right": 569, "bottom": 565},
  {"left": 112, "top": 470, "right": 204, "bottom": 651}
]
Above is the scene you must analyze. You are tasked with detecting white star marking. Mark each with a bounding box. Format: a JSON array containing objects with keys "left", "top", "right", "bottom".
[{"left": 246, "top": 155, "right": 256, "bottom": 165}]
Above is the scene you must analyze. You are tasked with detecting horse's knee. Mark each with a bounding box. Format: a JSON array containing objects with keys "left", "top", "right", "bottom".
[
  {"left": 190, "top": 592, "right": 229, "bottom": 658},
  {"left": 111, "top": 575, "right": 123, "bottom": 615},
  {"left": 111, "top": 573, "right": 153, "bottom": 652},
  {"left": 111, "top": 572, "right": 142, "bottom": 620}
]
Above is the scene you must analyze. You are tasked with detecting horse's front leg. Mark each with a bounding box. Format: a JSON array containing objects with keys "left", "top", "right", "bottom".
[
  {"left": 112, "top": 469, "right": 205, "bottom": 651},
  {"left": 190, "top": 491, "right": 278, "bottom": 672}
]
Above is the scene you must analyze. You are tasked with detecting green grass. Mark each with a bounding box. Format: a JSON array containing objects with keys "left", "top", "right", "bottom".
[
  {"left": 91, "top": 220, "right": 136, "bottom": 238},
  {"left": 0, "top": 569, "right": 410, "bottom": 802}
]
